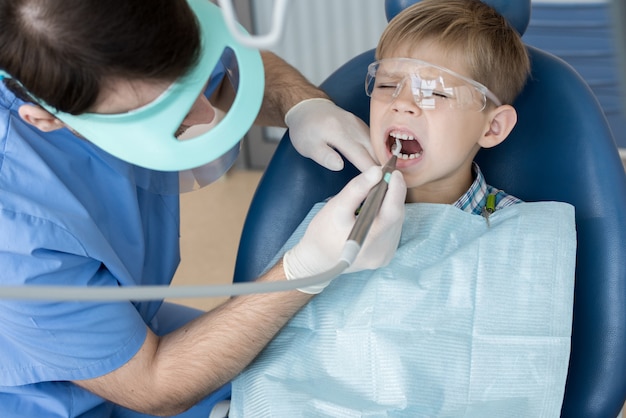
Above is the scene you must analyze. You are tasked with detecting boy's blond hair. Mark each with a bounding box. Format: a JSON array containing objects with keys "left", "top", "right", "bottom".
[{"left": 376, "top": 0, "right": 530, "bottom": 105}]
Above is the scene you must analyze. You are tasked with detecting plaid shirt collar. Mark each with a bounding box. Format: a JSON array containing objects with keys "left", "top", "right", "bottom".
[{"left": 454, "top": 163, "right": 490, "bottom": 215}]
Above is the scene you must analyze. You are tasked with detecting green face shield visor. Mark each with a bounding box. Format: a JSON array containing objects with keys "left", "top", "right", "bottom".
[{"left": 0, "top": 0, "right": 264, "bottom": 175}]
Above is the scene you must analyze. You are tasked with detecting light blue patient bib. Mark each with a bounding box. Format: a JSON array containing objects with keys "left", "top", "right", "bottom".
[{"left": 231, "top": 202, "right": 576, "bottom": 417}]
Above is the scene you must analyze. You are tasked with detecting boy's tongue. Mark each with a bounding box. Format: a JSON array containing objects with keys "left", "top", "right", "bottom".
[{"left": 399, "top": 139, "right": 423, "bottom": 155}]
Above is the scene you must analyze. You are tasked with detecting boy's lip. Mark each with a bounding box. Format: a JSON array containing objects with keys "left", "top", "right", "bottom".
[{"left": 384, "top": 127, "right": 424, "bottom": 164}]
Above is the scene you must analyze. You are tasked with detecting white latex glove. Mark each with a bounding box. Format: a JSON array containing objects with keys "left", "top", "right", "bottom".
[
  {"left": 285, "top": 98, "right": 376, "bottom": 172},
  {"left": 283, "top": 166, "right": 406, "bottom": 293}
]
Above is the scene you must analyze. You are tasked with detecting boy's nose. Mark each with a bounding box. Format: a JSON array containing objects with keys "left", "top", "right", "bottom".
[{"left": 391, "top": 81, "right": 421, "bottom": 115}]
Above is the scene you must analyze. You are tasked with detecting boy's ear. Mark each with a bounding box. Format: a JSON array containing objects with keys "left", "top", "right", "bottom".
[
  {"left": 18, "top": 104, "right": 65, "bottom": 132},
  {"left": 478, "top": 104, "right": 517, "bottom": 149}
]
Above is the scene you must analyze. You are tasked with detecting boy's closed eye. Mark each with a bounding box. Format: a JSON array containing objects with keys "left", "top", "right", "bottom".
[{"left": 430, "top": 90, "right": 452, "bottom": 99}]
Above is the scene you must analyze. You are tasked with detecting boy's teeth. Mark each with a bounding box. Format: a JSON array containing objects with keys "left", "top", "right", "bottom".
[
  {"left": 390, "top": 132, "right": 415, "bottom": 140},
  {"left": 399, "top": 152, "right": 422, "bottom": 160},
  {"left": 389, "top": 131, "right": 421, "bottom": 159}
]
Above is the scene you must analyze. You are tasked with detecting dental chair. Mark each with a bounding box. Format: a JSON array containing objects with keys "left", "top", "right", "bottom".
[{"left": 233, "top": 0, "right": 626, "bottom": 416}]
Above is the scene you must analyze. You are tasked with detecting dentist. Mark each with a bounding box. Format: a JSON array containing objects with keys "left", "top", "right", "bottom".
[{"left": 0, "top": 0, "right": 406, "bottom": 417}]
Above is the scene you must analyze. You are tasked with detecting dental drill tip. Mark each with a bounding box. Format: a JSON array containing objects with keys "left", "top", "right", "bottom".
[{"left": 392, "top": 137, "right": 401, "bottom": 157}]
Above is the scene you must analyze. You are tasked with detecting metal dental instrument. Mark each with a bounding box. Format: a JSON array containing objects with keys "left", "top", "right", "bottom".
[{"left": 343, "top": 138, "right": 401, "bottom": 259}]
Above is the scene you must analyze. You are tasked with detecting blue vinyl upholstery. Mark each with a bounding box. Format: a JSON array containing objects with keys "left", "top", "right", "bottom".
[{"left": 234, "top": 1, "right": 626, "bottom": 416}]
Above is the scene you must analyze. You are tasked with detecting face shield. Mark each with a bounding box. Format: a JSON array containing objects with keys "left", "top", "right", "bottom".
[{"left": 0, "top": 0, "right": 264, "bottom": 193}]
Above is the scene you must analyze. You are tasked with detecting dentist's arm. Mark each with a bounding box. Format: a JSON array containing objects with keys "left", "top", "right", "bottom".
[
  {"left": 72, "top": 167, "right": 406, "bottom": 416},
  {"left": 213, "top": 51, "right": 376, "bottom": 172}
]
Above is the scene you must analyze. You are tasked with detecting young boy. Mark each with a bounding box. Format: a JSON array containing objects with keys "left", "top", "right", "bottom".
[{"left": 229, "top": 1, "right": 577, "bottom": 416}]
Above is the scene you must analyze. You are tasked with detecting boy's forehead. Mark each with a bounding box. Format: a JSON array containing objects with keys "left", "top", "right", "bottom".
[{"left": 383, "top": 42, "right": 473, "bottom": 80}]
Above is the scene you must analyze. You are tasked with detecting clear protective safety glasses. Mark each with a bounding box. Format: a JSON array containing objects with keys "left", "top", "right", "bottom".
[
  {"left": 0, "top": 0, "right": 264, "bottom": 179},
  {"left": 365, "top": 58, "right": 502, "bottom": 112}
]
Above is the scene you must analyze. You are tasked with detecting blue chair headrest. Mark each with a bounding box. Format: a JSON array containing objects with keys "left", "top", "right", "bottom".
[{"left": 384, "top": 0, "right": 531, "bottom": 36}]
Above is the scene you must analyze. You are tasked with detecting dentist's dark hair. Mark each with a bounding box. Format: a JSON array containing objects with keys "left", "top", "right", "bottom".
[{"left": 0, "top": 0, "right": 201, "bottom": 114}]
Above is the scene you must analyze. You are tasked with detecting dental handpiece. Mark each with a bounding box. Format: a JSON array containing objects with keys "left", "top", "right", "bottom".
[{"left": 346, "top": 142, "right": 400, "bottom": 249}]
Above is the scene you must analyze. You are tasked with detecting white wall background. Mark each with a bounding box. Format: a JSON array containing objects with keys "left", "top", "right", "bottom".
[{"left": 251, "top": 0, "right": 388, "bottom": 86}]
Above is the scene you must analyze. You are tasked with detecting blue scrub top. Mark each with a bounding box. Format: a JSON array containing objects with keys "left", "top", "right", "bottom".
[
  {"left": 0, "top": 82, "right": 181, "bottom": 415},
  {"left": 0, "top": 54, "right": 230, "bottom": 416}
]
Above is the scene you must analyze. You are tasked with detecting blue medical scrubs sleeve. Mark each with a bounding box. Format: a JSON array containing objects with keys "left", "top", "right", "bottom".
[{"left": 0, "top": 216, "right": 148, "bottom": 385}]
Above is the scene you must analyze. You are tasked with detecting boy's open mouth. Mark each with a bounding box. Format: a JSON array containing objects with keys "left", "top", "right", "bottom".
[{"left": 387, "top": 131, "right": 423, "bottom": 159}]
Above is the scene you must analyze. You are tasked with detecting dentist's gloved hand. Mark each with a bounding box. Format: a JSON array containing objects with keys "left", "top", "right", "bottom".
[
  {"left": 285, "top": 98, "right": 376, "bottom": 172},
  {"left": 283, "top": 166, "right": 406, "bottom": 293}
]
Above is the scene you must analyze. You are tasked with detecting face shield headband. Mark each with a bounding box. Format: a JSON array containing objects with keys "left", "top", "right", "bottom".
[
  {"left": 0, "top": 0, "right": 264, "bottom": 172},
  {"left": 365, "top": 58, "right": 502, "bottom": 112}
]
